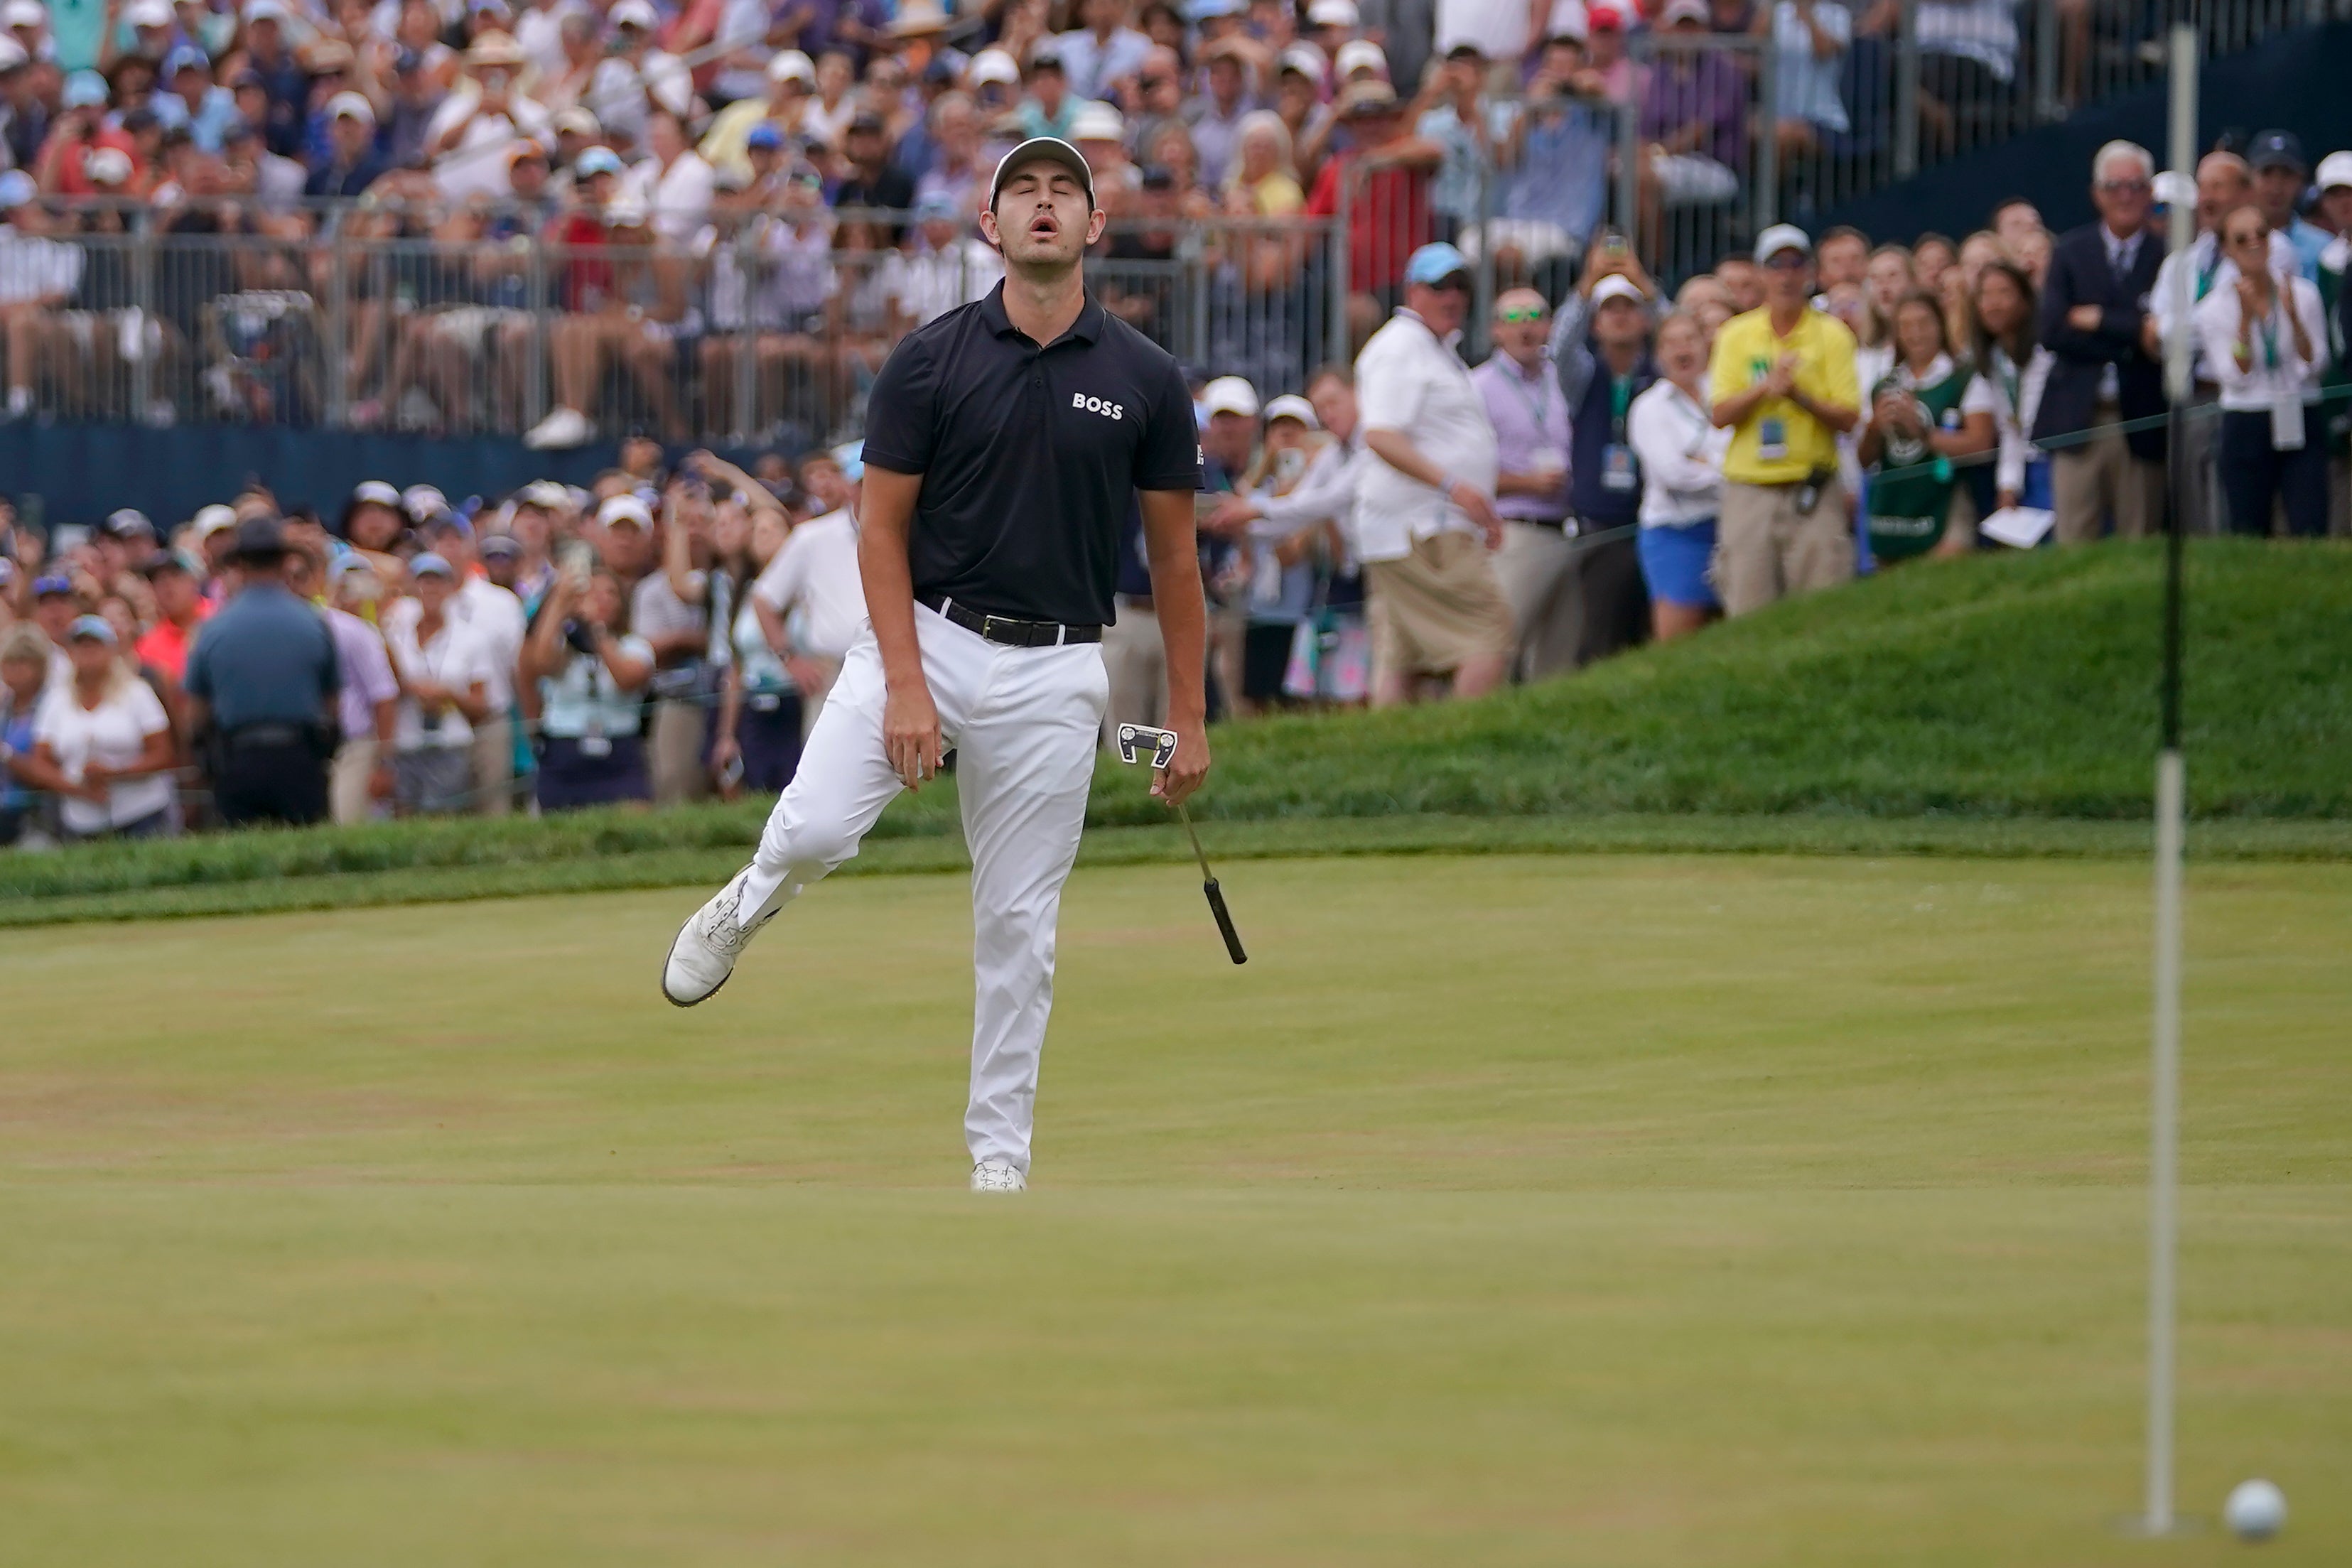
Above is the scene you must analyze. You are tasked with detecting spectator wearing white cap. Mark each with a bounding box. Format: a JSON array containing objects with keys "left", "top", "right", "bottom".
[
  {"left": 385, "top": 552, "right": 495, "bottom": 815},
  {"left": 1435, "top": 0, "right": 1531, "bottom": 71},
  {"left": 25, "top": 616, "right": 177, "bottom": 842},
  {"left": 1221, "top": 392, "right": 1327, "bottom": 713},
  {"left": 520, "top": 534, "right": 656, "bottom": 812},
  {"left": 1056, "top": 0, "right": 1153, "bottom": 103},
  {"left": 1474, "top": 285, "right": 1578, "bottom": 680},
  {"left": 1179, "top": 374, "right": 1253, "bottom": 711},
  {"left": 306, "top": 92, "right": 389, "bottom": 199},
  {"left": 590, "top": 0, "right": 692, "bottom": 153},
  {"left": 323, "top": 555, "right": 401, "bottom": 824},
  {"left": 153, "top": 45, "right": 240, "bottom": 153},
  {"left": 1354, "top": 242, "right": 1514, "bottom": 706},
  {"left": 1707, "top": 222, "right": 1860, "bottom": 614},
  {"left": 746, "top": 443, "right": 867, "bottom": 734}
]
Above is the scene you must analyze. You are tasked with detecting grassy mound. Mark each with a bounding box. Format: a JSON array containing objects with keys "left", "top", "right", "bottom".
[
  {"left": 7, "top": 539, "right": 2346, "bottom": 924},
  {"left": 1147, "top": 537, "right": 2352, "bottom": 826}
]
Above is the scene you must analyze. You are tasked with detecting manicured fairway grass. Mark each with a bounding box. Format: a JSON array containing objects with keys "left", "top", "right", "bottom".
[{"left": 1, "top": 855, "right": 2346, "bottom": 1565}]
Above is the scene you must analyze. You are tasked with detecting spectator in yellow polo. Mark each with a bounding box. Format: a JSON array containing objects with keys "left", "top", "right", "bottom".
[{"left": 1707, "top": 224, "right": 1862, "bottom": 615}]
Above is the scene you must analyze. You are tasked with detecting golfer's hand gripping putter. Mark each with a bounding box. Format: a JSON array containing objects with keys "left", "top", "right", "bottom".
[{"left": 1116, "top": 724, "right": 1246, "bottom": 966}]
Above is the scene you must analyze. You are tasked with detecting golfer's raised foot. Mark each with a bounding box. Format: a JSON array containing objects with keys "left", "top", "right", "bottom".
[
  {"left": 662, "top": 864, "right": 775, "bottom": 1006},
  {"left": 970, "top": 1157, "right": 1026, "bottom": 1193}
]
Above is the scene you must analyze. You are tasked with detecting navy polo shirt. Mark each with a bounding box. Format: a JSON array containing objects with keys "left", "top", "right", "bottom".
[
  {"left": 183, "top": 581, "right": 340, "bottom": 730},
  {"left": 861, "top": 282, "right": 1202, "bottom": 627}
]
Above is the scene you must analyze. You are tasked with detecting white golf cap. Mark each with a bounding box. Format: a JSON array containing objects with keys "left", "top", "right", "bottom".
[
  {"left": 767, "top": 47, "right": 815, "bottom": 84},
  {"left": 352, "top": 478, "right": 401, "bottom": 507},
  {"left": 598, "top": 494, "right": 652, "bottom": 529},
  {"left": 1590, "top": 274, "right": 1646, "bottom": 308},
  {"left": 2316, "top": 150, "right": 2352, "bottom": 192},
  {"left": 967, "top": 47, "right": 1018, "bottom": 87},
  {"left": 1307, "top": 0, "right": 1358, "bottom": 25},
  {"left": 327, "top": 89, "right": 375, "bottom": 124},
  {"left": 988, "top": 134, "right": 1096, "bottom": 208},
  {"left": 243, "top": 0, "right": 288, "bottom": 22},
  {"left": 1, "top": 0, "right": 46, "bottom": 27},
  {"left": 2151, "top": 169, "right": 2195, "bottom": 208},
  {"left": 609, "top": 0, "right": 656, "bottom": 26},
  {"left": 1201, "top": 375, "right": 1261, "bottom": 419},
  {"left": 85, "top": 146, "right": 132, "bottom": 185},
  {"left": 193, "top": 503, "right": 239, "bottom": 538},
  {"left": 554, "top": 106, "right": 600, "bottom": 137},
  {"left": 401, "top": 482, "right": 448, "bottom": 519},
  {"left": 1069, "top": 99, "right": 1126, "bottom": 141},
  {"left": 1754, "top": 222, "right": 1811, "bottom": 262},
  {"left": 1277, "top": 42, "right": 1327, "bottom": 80},
  {"left": 1334, "top": 38, "right": 1388, "bottom": 78},
  {"left": 518, "top": 480, "right": 572, "bottom": 509},
  {"left": 1660, "top": 0, "right": 1708, "bottom": 23},
  {"left": 126, "top": 0, "right": 173, "bottom": 26},
  {"left": 1262, "top": 393, "right": 1317, "bottom": 428}
]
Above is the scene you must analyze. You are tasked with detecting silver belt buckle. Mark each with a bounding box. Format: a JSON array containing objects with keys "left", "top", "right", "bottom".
[{"left": 980, "top": 614, "right": 1009, "bottom": 642}]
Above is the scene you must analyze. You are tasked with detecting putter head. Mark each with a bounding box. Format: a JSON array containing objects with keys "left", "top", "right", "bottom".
[{"left": 1115, "top": 723, "right": 1179, "bottom": 769}]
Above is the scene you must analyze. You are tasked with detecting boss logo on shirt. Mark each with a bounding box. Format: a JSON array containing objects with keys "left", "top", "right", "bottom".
[{"left": 1072, "top": 393, "right": 1126, "bottom": 421}]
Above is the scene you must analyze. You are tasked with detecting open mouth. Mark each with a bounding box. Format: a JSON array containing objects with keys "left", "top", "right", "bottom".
[{"left": 1027, "top": 211, "right": 1059, "bottom": 239}]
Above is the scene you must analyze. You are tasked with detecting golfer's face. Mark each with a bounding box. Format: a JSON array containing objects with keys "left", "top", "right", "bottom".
[{"left": 991, "top": 164, "right": 1098, "bottom": 266}]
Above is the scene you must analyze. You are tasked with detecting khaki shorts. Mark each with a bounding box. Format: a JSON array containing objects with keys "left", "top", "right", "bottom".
[
  {"left": 1365, "top": 531, "right": 1516, "bottom": 678},
  {"left": 1715, "top": 478, "right": 1855, "bottom": 617}
]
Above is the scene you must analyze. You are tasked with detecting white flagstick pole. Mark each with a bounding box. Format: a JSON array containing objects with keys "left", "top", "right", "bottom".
[{"left": 2142, "top": 21, "right": 2197, "bottom": 1538}]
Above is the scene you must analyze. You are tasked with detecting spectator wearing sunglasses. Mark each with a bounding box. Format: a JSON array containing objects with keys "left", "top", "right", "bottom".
[
  {"left": 2194, "top": 205, "right": 2331, "bottom": 539},
  {"left": 2033, "top": 141, "right": 2166, "bottom": 544},
  {"left": 1474, "top": 288, "right": 1577, "bottom": 681}
]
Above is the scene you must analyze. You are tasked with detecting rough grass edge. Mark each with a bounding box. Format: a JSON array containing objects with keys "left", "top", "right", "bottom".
[{"left": 7, "top": 812, "right": 2349, "bottom": 929}]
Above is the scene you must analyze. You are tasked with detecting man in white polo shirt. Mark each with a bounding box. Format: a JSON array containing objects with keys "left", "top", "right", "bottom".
[{"left": 1352, "top": 242, "right": 1513, "bottom": 706}]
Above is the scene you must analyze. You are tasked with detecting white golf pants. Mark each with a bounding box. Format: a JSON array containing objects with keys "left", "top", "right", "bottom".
[{"left": 736, "top": 602, "right": 1108, "bottom": 1174}]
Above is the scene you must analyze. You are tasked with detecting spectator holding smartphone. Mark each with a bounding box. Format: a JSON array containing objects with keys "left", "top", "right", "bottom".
[
  {"left": 1707, "top": 222, "right": 1860, "bottom": 615},
  {"left": 385, "top": 553, "right": 493, "bottom": 816},
  {"left": 522, "top": 539, "right": 657, "bottom": 813}
]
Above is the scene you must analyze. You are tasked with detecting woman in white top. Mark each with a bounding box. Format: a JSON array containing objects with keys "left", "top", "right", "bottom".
[
  {"left": 1968, "top": 258, "right": 2054, "bottom": 513},
  {"left": 2194, "top": 205, "right": 2332, "bottom": 539},
  {"left": 26, "top": 617, "right": 177, "bottom": 841},
  {"left": 387, "top": 553, "right": 494, "bottom": 816},
  {"left": 1625, "top": 312, "right": 1732, "bottom": 641}
]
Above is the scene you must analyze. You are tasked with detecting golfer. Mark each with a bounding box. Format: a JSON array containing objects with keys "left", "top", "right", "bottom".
[{"left": 662, "top": 136, "right": 1211, "bottom": 1193}]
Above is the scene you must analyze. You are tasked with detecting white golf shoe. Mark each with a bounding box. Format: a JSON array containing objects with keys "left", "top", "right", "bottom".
[
  {"left": 970, "top": 1157, "right": 1026, "bottom": 1193},
  {"left": 661, "top": 864, "right": 776, "bottom": 1006}
]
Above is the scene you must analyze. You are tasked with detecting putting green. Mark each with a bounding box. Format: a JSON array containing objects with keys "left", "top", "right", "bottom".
[{"left": 2, "top": 854, "right": 2345, "bottom": 1566}]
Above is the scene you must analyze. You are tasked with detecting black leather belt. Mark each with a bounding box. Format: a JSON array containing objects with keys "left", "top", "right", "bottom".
[{"left": 919, "top": 593, "right": 1103, "bottom": 647}]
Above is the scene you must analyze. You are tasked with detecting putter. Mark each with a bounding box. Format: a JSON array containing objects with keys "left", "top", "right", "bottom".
[{"left": 1115, "top": 724, "right": 1246, "bottom": 965}]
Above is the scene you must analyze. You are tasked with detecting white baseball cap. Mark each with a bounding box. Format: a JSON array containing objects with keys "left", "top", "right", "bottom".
[
  {"left": 1201, "top": 375, "right": 1261, "bottom": 419},
  {"left": 2152, "top": 169, "right": 2195, "bottom": 208},
  {"left": 767, "top": 48, "right": 815, "bottom": 85},
  {"left": 610, "top": 0, "right": 657, "bottom": 27},
  {"left": 1590, "top": 274, "right": 1646, "bottom": 308},
  {"left": 1069, "top": 99, "right": 1126, "bottom": 142},
  {"left": 327, "top": 90, "right": 375, "bottom": 124},
  {"left": 2316, "top": 150, "right": 2352, "bottom": 193},
  {"left": 1277, "top": 43, "right": 1327, "bottom": 80},
  {"left": 352, "top": 479, "right": 401, "bottom": 507},
  {"left": 1, "top": 0, "right": 47, "bottom": 28},
  {"left": 125, "top": 0, "right": 174, "bottom": 26},
  {"left": 1754, "top": 222, "right": 1811, "bottom": 262},
  {"left": 1307, "top": 0, "right": 1358, "bottom": 25},
  {"left": 85, "top": 146, "right": 132, "bottom": 185},
  {"left": 1263, "top": 393, "right": 1317, "bottom": 428},
  {"left": 967, "top": 48, "right": 1019, "bottom": 87},
  {"left": 554, "top": 106, "right": 600, "bottom": 137},
  {"left": 192, "top": 504, "right": 239, "bottom": 539},
  {"left": 1334, "top": 38, "right": 1387, "bottom": 78},
  {"left": 1660, "top": 0, "right": 1708, "bottom": 23},
  {"left": 243, "top": 0, "right": 288, "bottom": 23},
  {"left": 598, "top": 494, "right": 652, "bottom": 529}
]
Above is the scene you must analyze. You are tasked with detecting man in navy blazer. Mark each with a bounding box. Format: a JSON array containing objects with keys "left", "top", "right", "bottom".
[{"left": 2034, "top": 141, "right": 2168, "bottom": 544}]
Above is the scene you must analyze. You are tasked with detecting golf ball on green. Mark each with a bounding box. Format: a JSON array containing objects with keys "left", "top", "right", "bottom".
[{"left": 2223, "top": 1478, "right": 2286, "bottom": 1541}]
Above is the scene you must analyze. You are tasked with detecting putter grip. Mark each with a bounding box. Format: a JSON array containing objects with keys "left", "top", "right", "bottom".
[{"left": 1202, "top": 878, "right": 1246, "bottom": 965}]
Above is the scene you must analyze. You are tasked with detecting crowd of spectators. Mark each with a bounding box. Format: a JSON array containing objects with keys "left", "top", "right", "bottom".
[
  {"left": 6, "top": 121, "right": 2349, "bottom": 848},
  {"left": 2, "top": 0, "right": 2292, "bottom": 441}
]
